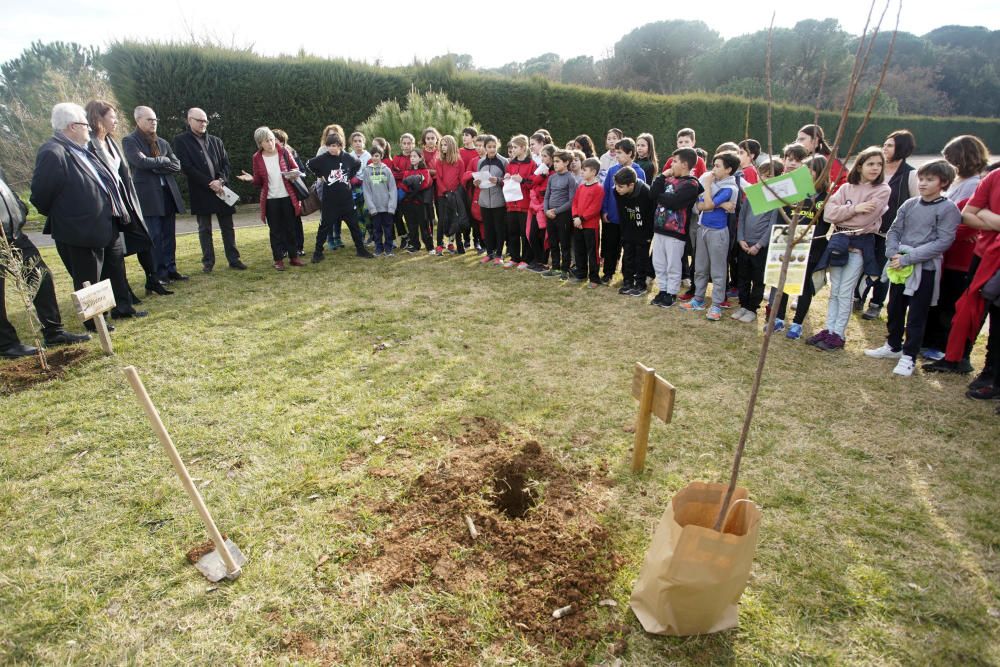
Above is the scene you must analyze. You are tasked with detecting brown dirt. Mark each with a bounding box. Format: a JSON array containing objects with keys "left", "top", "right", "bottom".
[
  {"left": 184, "top": 535, "right": 227, "bottom": 564},
  {"left": 0, "top": 347, "right": 89, "bottom": 394},
  {"left": 348, "top": 417, "right": 625, "bottom": 664}
]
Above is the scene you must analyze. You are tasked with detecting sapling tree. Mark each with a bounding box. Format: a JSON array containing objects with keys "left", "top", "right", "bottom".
[{"left": 714, "top": 1, "right": 900, "bottom": 530}]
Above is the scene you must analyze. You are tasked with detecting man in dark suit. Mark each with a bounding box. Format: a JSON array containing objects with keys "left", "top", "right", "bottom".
[
  {"left": 172, "top": 107, "right": 246, "bottom": 272},
  {"left": 30, "top": 102, "right": 145, "bottom": 330},
  {"left": 123, "top": 105, "right": 188, "bottom": 283},
  {"left": 1, "top": 168, "right": 90, "bottom": 358}
]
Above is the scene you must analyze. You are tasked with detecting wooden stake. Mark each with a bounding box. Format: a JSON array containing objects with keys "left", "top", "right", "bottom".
[
  {"left": 123, "top": 366, "right": 241, "bottom": 577},
  {"left": 631, "top": 365, "right": 656, "bottom": 473},
  {"left": 82, "top": 281, "right": 113, "bottom": 356}
]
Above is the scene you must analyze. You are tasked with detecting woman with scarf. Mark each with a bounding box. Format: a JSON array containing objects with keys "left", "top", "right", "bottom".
[{"left": 85, "top": 100, "right": 170, "bottom": 307}]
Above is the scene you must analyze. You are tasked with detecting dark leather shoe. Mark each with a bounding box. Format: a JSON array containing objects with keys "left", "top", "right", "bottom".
[
  {"left": 145, "top": 279, "right": 174, "bottom": 296},
  {"left": 1, "top": 342, "right": 38, "bottom": 358},
  {"left": 111, "top": 309, "right": 149, "bottom": 320},
  {"left": 166, "top": 271, "right": 189, "bottom": 281},
  {"left": 202, "top": 264, "right": 213, "bottom": 273},
  {"left": 84, "top": 319, "right": 115, "bottom": 333},
  {"left": 44, "top": 331, "right": 91, "bottom": 346},
  {"left": 229, "top": 260, "right": 248, "bottom": 270}
]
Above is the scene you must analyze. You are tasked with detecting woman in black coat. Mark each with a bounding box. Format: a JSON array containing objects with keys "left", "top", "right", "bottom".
[{"left": 86, "top": 100, "right": 171, "bottom": 304}]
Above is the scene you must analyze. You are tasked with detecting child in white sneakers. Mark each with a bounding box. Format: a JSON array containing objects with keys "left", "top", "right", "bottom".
[{"left": 864, "top": 160, "right": 961, "bottom": 375}]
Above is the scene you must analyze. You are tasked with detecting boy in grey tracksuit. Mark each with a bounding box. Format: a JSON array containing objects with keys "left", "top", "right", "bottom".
[
  {"left": 865, "top": 160, "right": 961, "bottom": 374},
  {"left": 361, "top": 148, "right": 397, "bottom": 255},
  {"left": 733, "top": 202, "right": 781, "bottom": 322},
  {"left": 682, "top": 153, "right": 741, "bottom": 319}
]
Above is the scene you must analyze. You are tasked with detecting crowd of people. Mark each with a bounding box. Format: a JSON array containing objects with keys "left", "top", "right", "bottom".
[{"left": 1, "top": 101, "right": 998, "bottom": 415}]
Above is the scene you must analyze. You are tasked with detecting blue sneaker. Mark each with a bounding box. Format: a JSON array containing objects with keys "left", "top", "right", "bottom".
[
  {"left": 786, "top": 322, "right": 803, "bottom": 340},
  {"left": 680, "top": 298, "right": 706, "bottom": 312},
  {"left": 921, "top": 348, "right": 945, "bottom": 361},
  {"left": 765, "top": 318, "right": 785, "bottom": 333}
]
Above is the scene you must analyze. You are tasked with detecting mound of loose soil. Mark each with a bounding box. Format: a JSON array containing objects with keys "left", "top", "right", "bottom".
[
  {"left": 0, "top": 347, "right": 89, "bottom": 394},
  {"left": 349, "top": 417, "right": 624, "bottom": 663}
]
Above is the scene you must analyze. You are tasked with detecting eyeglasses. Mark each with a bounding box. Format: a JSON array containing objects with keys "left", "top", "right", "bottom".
[
  {"left": 70, "top": 122, "right": 90, "bottom": 129},
  {"left": 191, "top": 118, "right": 209, "bottom": 124},
  {"left": 143, "top": 118, "right": 158, "bottom": 123}
]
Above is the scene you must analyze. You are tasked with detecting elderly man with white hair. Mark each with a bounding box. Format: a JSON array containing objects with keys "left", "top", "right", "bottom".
[{"left": 30, "top": 102, "right": 146, "bottom": 329}]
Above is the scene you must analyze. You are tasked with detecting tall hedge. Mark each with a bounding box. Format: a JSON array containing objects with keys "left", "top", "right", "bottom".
[{"left": 106, "top": 43, "right": 1000, "bottom": 201}]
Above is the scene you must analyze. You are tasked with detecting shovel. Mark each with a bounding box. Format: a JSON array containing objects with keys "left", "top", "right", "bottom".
[{"left": 123, "top": 366, "right": 246, "bottom": 581}]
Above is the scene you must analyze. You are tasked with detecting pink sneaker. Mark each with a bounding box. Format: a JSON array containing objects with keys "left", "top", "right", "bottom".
[
  {"left": 516, "top": 262, "right": 529, "bottom": 270},
  {"left": 480, "top": 255, "right": 492, "bottom": 264}
]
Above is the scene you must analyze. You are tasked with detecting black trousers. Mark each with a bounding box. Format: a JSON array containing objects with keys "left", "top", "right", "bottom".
[
  {"left": 600, "top": 221, "right": 621, "bottom": 280},
  {"left": 401, "top": 200, "right": 432, "bottom": 251},
  {"left": 857, "top": 235, "right": 890, "bottom": 307},
  {"left": 528, "top": 212, "right": 546, "bottom": 266},
  {"left": 196, "top": 213, "right": 240, "bottom": 268},
  {"left": 0, "top": 237, "right": 64, "bottom": 347},
  {"left": 265, "top": 198, "right": 299, "bottom": 261},
  {"left": 547, "top": 211, "right": 572, "bottom": 272},
  {"left": 923, "top": 268, "right": 968, "bottom": 351},
  {"left": 573, "top": 227, "right": 600, "bottom": 283},
  {"left": 886, "top": 269, "right": 936, "bottom": 359},
  {"left": 316, "top": 204, "right": 366, "bottom": 255},
  {"left": 621, "top": 238, "right": 651, "bottom": 287},
  {"left": 737, "top": 248, "right": 769, "bottom": 312},
  {"left": 393, "top": 209, "right": 407, "bottom": 238},
  {"left": 55, "top": 236, "right": 135, "bottom": 316},
  {"left": 482, "top": 206, "right": 506, "bottom": 259},
  {"left": 506, "top": 210, "right": 528, "bottom": 263}
]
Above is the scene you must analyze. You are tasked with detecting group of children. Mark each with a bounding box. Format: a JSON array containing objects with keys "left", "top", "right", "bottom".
[{"left": 251, "top": 121, "right": 998, "bottom": 404}]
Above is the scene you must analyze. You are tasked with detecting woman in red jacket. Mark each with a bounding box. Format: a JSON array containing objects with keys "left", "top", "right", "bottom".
[
  {"left": 431, "top": 135, "right": 467, "bottom": 254},
  {"left": 237, "top": 126, "right": 304, "bottom": 270},
  {"left": 502, "top": 134, "right": 537, "bottom": 268}
]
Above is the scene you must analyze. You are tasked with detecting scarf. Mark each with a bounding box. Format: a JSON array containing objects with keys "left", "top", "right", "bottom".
[
  {"left": 56, "top": 133, "right": 131, "bottom": 224},
  {"left": 139, "top": 128, "right": 160, "bottom": 157}
]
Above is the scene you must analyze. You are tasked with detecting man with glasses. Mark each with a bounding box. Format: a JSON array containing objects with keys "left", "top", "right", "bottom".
[
  {"left": 173, "top": 107, "right": 246, "bottom": 272},
  {"left": 30, "top": 102, "right": 145, "bottom": 331},
  {"left": 123, "top": 106, "right": 188, "bottom": 284}
]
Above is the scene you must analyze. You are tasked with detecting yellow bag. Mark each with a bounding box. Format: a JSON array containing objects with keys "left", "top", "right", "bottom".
[{"left": 629, "top": 481, "right": 762, "bottom": 636}]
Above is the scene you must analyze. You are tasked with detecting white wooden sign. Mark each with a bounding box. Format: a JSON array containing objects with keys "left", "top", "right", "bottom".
[
  {"left": 71, "top": 280, "right": 115, "bottom": 356},
  {"left": 71, "top": 279, "right": 116, "bottom": 320}
]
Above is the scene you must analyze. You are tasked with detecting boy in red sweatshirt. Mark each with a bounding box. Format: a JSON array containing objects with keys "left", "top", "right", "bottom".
[{"left": 572, "top": 157, "right": 604, "bottom": 287}]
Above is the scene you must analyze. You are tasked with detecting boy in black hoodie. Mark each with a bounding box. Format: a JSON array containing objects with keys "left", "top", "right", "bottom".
[
  {"left": 648, "top": 148, "right": 704, "bottom": 307},
  {"left": 307, "top": 133, "right": 373, "bottom": 261},
  {"left": 613, "top": 167, "right": 655, "bottom": 296}
]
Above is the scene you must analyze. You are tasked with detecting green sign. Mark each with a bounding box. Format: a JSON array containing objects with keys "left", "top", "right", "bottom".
[{"left": 744, "top": 166, "right": 817, "bottom": 215}]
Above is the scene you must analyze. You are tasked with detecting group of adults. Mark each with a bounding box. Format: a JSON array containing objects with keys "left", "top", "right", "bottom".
[{"left": 1, "top": 101, "right": 242, "bottom": 358}]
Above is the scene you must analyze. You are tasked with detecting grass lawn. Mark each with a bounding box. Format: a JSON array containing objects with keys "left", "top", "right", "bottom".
[{"left": 1, "top": 223, "right": 998, "bottom": 665}]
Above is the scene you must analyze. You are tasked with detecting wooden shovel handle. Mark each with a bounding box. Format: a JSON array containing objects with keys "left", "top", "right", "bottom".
[{"left": 122, "top": 366, "right": 241, "bottom": 576}]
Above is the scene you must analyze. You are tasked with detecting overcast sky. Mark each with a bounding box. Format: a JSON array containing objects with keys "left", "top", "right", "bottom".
[{"left": 2, "top": 0, "right": 998, "bottom": 69}]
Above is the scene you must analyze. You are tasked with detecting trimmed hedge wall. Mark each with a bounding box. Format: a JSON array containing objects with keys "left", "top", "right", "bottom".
[{"left": 106, "top": 43, "right": 1000, "bottom": 200}]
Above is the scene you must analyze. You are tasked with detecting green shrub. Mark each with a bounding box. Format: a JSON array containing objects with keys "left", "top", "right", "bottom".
[{"left": 356, "top": 88, "right": 474, "bottom": 147}]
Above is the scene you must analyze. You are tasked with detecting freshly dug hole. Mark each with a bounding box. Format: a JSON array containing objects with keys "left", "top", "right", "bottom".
[{"left": 491, "top": 462, "right": 537, "bottom": 518}]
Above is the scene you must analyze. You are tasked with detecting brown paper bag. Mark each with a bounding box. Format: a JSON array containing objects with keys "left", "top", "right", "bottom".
[{"left": 629, "top": 481, "right": 762, "bottom": 636}]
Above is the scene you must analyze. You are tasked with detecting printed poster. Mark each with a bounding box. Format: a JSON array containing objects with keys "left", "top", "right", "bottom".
[{"left": 765, "top": 224, "right": 815, "bottom": 296}]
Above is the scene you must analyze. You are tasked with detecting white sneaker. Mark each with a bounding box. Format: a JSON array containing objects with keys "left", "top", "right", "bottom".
[
  {"left": 892, "top": 355, "right": 915, "bottom": 376},
  {"left": 738, "top": 310, "right": 758, "bottom": 323},
  {"left": 730, "top": 307, "right": 749, "bottom": 320},
  {"left": 865, "top": 343, "right": 902, "bottom": 359}
]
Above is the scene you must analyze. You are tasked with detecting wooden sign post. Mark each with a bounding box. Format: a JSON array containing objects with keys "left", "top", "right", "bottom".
[
  {"left": 71, "top": 280, "right": 115, "bottom": 356},
  {"left": 630, "top": 362, "right": 676, "bottom": 473}
]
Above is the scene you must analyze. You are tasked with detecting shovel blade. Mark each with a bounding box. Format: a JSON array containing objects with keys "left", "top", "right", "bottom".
[{"left": 194, "top": 538, "right": 247, "bottom": 582}]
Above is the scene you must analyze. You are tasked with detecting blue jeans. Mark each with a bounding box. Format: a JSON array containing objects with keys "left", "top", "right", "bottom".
[{"left": 826, "top": 251, "right": 864, "bottom": 337}]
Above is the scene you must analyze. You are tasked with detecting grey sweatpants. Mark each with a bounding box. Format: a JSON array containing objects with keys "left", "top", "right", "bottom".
[
  {"left": 651, "top": 234, "right": 686, "bottom": 295},
  {"left": 694, "top": 224, "right": 729, "bottom": 304}
]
